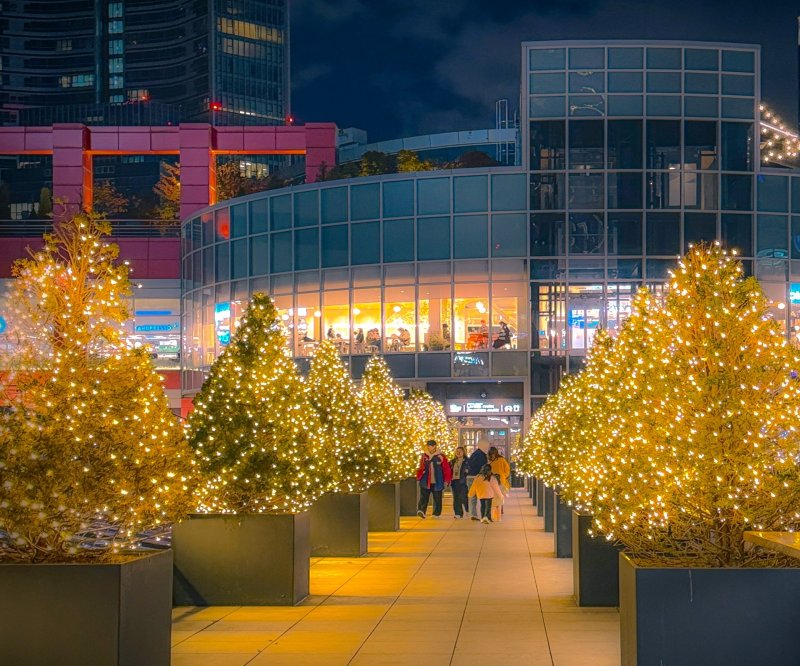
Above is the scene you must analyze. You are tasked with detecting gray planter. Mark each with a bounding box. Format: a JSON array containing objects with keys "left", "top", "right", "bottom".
[
  {"left": 173, "top": 512, "right": 309, "bottom": 606},
  {"left": 554, "top": 492, "right": 573, "bottom": 558},
  {"left": 536, "top": 478, "right": 545, "bottom": 516},
  {"left": 543, "top": 486, "right": 555, "bottom": 533},
  {"left": 399, "top": 476, "right": 420, "bottom": 516},
  {"left": 572, "top": 511, "right": 620, "bottom": 607},
  {"left": 309, "top": 492, "right": 368, "bottom": 557},
  {"left": 368, "top": 482, "right": 400, "bottom": 531},
  {"left": 619, "top": 553, "right": 800, "bottom": 666},
  {"left": 0, "top": 549, "right": 172, "bottom": 666}
]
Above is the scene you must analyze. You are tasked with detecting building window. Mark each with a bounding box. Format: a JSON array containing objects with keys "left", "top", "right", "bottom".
[
  {"left": 108, "top": 20, "right": 123, "bottom": 34},
  {"left": 108, "top": 58, "right": 123, "bottom": 73},
  {"left": 108, "top": 2, "right": 123, "bottom": 18},
  {"left": 56, "top": 40, "right": 72, "bottom": 52},
  {"left": 127, "top": 89, "right": 149, "bottom": 101},
  {"left": 109, "top": 75, "right": 124, "bottom": 89},
  {"left": 109, "top": 40, "right": 123, "bottom": 55}
]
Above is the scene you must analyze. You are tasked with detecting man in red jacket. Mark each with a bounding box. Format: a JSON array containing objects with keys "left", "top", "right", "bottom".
[{"left": 416, "top": 440, "right": 452, "bottom": 518}]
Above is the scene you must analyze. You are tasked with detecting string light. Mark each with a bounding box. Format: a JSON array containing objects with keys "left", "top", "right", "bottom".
[
  {"left": 0, "top": 211, "right": 195, "bottom": 563},
  {"left": 406, "top": 390, "right": 458, "bottom": 457},
  {"left": 306, "top": 340, "right": 388, "bottom": 494},
  {"left": 519, "top": 243, "right": 800, "bottom": 567},
  {"left": 759, "top": 103, "right": 800, "bottom": 165},
  {"left": 187, "top": 293, "right": 335, "bottom": 514}
]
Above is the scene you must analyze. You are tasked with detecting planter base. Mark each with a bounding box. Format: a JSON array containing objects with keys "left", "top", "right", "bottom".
[
  {"left": 572, "top": 511, "right": 620, "bottom": 607},
  {"left": 309, "top": 492, "right": 368, "bottom": 557},
  {"left": 543, "top": 486, "right": 555, "bottom": 533},
  {"left": 536, "top": 479, "right": 545, "bottom": 516},
  {"left": 620, "top": 553, "right": 800, "bottom": 666},
  {"left": 399, "top": 477, "right": 420, "bottom": 516},
  {"left": 368, "top": 482, "right": 400, "bottom": 531},
  {"left": 0, "top": 550, "right": 172, "bottom": 666},
  {"left": 173, "top": 513, "right": 310, "bottom": 606},
  {"left": 554, "top": 493, "right": 573, "bottom": 558}
]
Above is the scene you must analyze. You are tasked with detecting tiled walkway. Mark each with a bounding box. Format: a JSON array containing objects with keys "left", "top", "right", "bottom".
[{"left": 171, "top": 488, "right": 619, "bottom": 665}]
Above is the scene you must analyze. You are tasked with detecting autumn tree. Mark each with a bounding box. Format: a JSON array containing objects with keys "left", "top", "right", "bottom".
[
  {"left": 93, "top": 179, "right": 130, "bottom": 217},
  {"left": 152, "top": 161, "right": 181, "bottom": 220}
]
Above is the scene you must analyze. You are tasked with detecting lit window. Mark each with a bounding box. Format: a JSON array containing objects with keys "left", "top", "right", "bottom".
[
  {"left": 108, "top": 40, "right": 123, "bottom": 55},
  {"left": 108, "top": 3, "right": 123, "bottom": 18},
  {"left": 109, "top": 75, "right": 124, "bottom": 89},
  {"left": 108, "top": 58, "right": 123, "bottom": 73},
  {"left": 57, "top": 40, "right": 72, "bottom": 52},
  {"left": 108, "top": 20, "right": 123, "bottom": 34}
]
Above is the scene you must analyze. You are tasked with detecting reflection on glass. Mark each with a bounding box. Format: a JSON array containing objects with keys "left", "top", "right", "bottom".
[
  {"left": 533, "top": 284, "right": 566, "bottom": 351},
  {"left": 530, "top": 120, "right": 565, "bottom": 170},
  {"left": 568, "top": 284, "right": 603, "bottom": 350},
  {"left": 646, "top": 171, "right": 681, "bottom": 209},
  {"left": 569, "top": 213, "right": 604, "bottom": 254},
  {"left": 605, "top": 284, "right": 635, "bottom": 332}
]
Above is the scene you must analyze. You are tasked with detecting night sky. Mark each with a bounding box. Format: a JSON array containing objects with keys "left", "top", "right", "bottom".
[{"left": 291, "top": 0, "right": 799, "bottom": 141}]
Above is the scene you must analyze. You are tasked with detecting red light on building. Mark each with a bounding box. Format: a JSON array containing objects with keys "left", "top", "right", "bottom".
[
  {"left": 286, "top": 114, "right": 295, "bottom": 125},
  {"left": 210, "top": 102, "right": 223, "bottom": 111}
]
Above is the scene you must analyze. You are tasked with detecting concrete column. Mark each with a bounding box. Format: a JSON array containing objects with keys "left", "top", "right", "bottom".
[
  {"left": 179, "top": 124, "right": 216, "bottom": 220},
  {"left": 304, "top": 122, "right": 337, "bottom": 183},
  {"left": 52, "top": 124, "right": 91, "bottom": 218}
]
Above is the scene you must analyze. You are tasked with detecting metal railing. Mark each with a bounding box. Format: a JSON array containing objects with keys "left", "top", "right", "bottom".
[{"left": 0, "top": 219, "right": 180, "bottom": 238}]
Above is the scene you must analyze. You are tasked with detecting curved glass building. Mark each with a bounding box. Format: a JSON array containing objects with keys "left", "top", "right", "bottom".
[{"left": 182, "top": 40, "right": 800, "bottom": 453}]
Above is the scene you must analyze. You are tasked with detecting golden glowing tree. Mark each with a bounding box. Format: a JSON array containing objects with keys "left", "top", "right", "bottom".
[
  {"left": 187, "top": 293, "right": 335, "bottom": 514},
  {"left": 591, "top": 244, "right": 800, "bottom": 566},
  {"left": 358, "top": 356, "right": 419, "bottom": 482},
  {"left": 0, "top": 212, "right": 194, "bottom": 563},
  {"left": 406, "top": 390, "right": 458, "bottom": 456},
  {"left": 307, "top": 341, "right": 388, "bottom": 493}
]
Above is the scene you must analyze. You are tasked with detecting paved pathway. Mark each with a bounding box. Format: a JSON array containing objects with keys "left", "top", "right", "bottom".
[{"left": 171, "top": 488, "right": 619, "bottom": 665}]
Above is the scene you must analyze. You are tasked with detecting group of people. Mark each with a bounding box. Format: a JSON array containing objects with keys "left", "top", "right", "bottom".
[{"left": 415, "top": 439, "right": 510, "bottom": 524}]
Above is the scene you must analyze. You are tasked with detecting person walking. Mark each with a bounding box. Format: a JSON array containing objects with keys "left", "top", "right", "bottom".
[
  {"left": 468, "top": 464, "right": 504, "bottom": 523},
  {"left": 449, "top": 446, "right": 470, "bottom": 518},
  {"left": 416, "top": 440, "right": 452, "bottom": 518},
  {"left": 466, "top": 439, "right": 489, "bottom": 521},
  {"left": 488, "top": 446, "right": 511, "bottom": 492}
]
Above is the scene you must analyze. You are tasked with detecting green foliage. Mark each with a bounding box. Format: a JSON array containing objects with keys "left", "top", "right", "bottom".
[
  {"left": 359, "top": 151, "right": 396, "bottom": 176},
  {"left": 188, "top": 294, "right": 335, "bottom": 513}
]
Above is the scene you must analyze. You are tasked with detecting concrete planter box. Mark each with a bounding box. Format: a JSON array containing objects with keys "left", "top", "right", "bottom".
[
  {"left": 173, "top": 512, "right": 310, "bottom": 606},
  {"left": 536, "top": 479, "right": 545, "bottom": 516},
  {"left": 619, "top": 553, "right": 800, "bottom": 666},
  {"left": 399, "top": 476, "right": 420, "bottom": 516},
  {"left": 572, "top": 511, "right": 620, "bottom": 607},
  {"left": 368, "top": 482, "right": 400, "bottom": 531},
  {"left": 543, "top": 486, "right": 555, "bottom": 533},
  {"left": 554, "top": 492, "right": 573, "bottom": 558},
  {"left": 309, "top": 492, "right": 368, "bottom": 557},
  {"left": 0, "top": 549, "right": 172, "bottom": 666}
]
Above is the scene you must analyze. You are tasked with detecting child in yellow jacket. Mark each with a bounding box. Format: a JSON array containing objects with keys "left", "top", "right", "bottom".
[{"left": 468, "top": 464, "right": 505, "bottom": 523}]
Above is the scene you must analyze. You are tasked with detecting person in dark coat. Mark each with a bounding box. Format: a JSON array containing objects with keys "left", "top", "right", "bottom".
[
  {"left": 466, "top": 440, "right": 489, "bottom": 520},
  {"left": 449, "top": 446, "right": 470, "bottom": 518},
  {"left": 416, "top": 440, "right": 452, "bottom": 518}
]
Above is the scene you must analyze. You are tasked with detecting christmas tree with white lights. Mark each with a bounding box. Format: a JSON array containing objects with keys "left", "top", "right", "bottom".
[
  {"left": 359, "top": 356, "right": 419, "bottom": 482},
  {"left": 592, "top": 243, "right": 800, "bottom": 566},
  {"left": 407, "top": 390, "right": 458, "bottom": 455},
  {"left": 307, "top": 340, "right": 388, "bottom": 493},
  {"left": 187, "top": 293, "right": 335, "bottom": 513},
  {"left": 0, "top": 211, "right": 194, "bottom": 563}
]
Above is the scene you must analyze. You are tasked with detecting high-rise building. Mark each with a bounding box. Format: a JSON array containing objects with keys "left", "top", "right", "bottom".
[{"left": 0, "top": 0, "right": 290, "bottom": 126}]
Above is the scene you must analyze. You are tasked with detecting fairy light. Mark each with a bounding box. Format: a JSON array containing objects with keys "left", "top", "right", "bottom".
[
  {"left": 358, "top": 356, "right": 420, "bottom": 482},
  {"left": 760, "top": 103, "right": 800, "bottom": 165},
  {"left": 406, "top": 390, "right": 458, "bottom": 457},
  {"left": 187, "top": 293, "right": 335, "bottom": 514},
  {"left": 0, "top": 211, "right": 195, "bottom": 563},
  {"left": 519, "top": 243, "right": 800, "bottom": 567},
  {"left": 306, "top": 340, "right": 388, "bottom": 494}
]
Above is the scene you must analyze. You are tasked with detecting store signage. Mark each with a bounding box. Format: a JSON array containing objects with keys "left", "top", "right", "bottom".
[
  {"left": 447, "top": 399, "right": 523, "bottom": 415},
  {"left": 790, "top": 284, "right": 800, "bottom": 305},
  {"left": 135, "top": 323, "right": 178, "bottom": 332},
  {"left": 0, "top": 316, "right": 6, "bottom": 334}
]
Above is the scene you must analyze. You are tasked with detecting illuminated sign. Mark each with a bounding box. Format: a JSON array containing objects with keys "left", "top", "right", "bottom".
[
  {"left": 215, "top": 302, "right": 231, "bottom": 345},
  {"left": 135, "top": 323, "right": 178, "bottom": 332},
  {"left": 447, "top": 399, "right": 523, "bottom": 415},
  {"left": 0, "top": 316, "right": 6, "bottom": 334},
  {"left": 453, "top": 352, "right": 486, "bottom": 366},
  {"left": 791, "top": 284, "right": 800, "bottom": 305}
]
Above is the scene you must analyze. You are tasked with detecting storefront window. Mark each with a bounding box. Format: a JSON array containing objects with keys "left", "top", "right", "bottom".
[
  {"left": 273, "top": 295, "right": 293, "bottom": 355},
  {"left": 454, "top": 284, "right": 489, "bottom": 350},
  {"left": 568, "top": 284, "right": 603, "bottom": 350},
  {"left": 419, "top": 283, "right": 452, "bottom": 351},
  {"left": 533, "top": 284, "right": 566, "bottom": 351},
  {"left": 295, "top": 293, "right": 321, "bottom": 357},
  {"left": 491, "top": 282, "right": 526, "bottom": 349},
  {"left": 321, "top": 290, "right": 349, "bottom": 355},
  {"left": 384, "top": 286, "right": 416, "bottom": 352},
  {"left": 352, "top": 288, "right": 382, "bottom": 353},
  {"left": 605, "top": 284, "right": 635, "bottom": 332}
]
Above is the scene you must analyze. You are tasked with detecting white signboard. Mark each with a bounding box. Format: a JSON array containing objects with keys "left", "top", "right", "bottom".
[{"left": 447, "top": 399, "right": 523, "bottom": 415}]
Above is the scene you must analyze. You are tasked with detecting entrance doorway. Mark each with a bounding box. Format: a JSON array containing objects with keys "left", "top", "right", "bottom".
[{"left": 457, "top": 418, "right": 517, "bottom": 460}]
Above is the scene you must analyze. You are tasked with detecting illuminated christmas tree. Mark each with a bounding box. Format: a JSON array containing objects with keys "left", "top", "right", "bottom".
[
  {"left": 358, "top": 356, "right": 418, "bottom": 481},
  {"left": 306, "top": 340, "right": 388, "bottom": 493},
  {"left": 187, "top": 293, "right": 335, "bottom": 513},
  {"left": 0, "top": 212, "right": 194, "bottom": 563},
  {"left": 592, "top": 243, "right": 800, "bottom": 566},
  {"left": 406, "top": 390, "right": 458, "bottom": 455}
]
